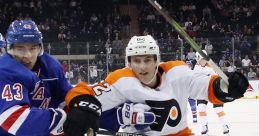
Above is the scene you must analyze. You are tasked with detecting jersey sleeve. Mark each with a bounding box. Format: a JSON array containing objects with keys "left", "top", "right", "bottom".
[
  {"left": 187, "top": 71, "right": 224, "bottom": 104},
  {"left": 52, "top": 62, "right": 73, "bottom": 105},
  {"left": 43, "top": 53, "right": 73, "bottom": 106},
  {"left": 0, "top": 105, "right": 63, "bottom": 135},
  {"left": 163, "top": 61, "right": 224, "bottom": 105},
  {"left": 0, "top": 74, "right": 64, "bottom": 135}
]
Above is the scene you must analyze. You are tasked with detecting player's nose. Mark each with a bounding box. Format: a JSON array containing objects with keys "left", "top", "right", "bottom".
[
  {"left": 139, "top": 62, "right": 147, "bottom": 69},
  {"left": 22, "top": 49, "right": 32, "bottom": 58}
]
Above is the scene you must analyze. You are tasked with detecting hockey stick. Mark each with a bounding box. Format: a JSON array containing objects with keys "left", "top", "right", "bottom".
[{"left": 147, "top": 0, "right": 229, "bottom": 90}]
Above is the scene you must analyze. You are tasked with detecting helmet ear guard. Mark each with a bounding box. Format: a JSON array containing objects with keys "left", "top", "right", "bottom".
[
  {"left": 6, "top": 20, "right": 44, "bottom": 55},
  {"left": 125, "top": 35, "right": 160, "bottom": 67}
]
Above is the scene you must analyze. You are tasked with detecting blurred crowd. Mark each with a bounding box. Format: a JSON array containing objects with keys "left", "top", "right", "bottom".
[{"left": 0, "top": 0, "right": 258, "bottom": 84}]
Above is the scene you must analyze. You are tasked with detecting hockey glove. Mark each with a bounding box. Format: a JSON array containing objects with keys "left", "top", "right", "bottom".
[
  {"left": 117, "top": 103, "right": 156, "bottom": 126},
  {"left": 213, "top": 72, "right": 249, "bottom": 102},
  {"left": 63, "top": 95, "right": 102, "bottom": 136}
]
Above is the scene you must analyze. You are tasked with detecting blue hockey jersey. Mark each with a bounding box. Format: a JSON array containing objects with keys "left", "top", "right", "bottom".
[{"left": 0, "top": 53, "right": 72, "bottom": 136}]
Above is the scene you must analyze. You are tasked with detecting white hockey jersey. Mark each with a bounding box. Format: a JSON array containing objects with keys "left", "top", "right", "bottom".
[
  {"left": 193, "top": 64, "right": 217, "bottom": 76},
  {"left": 66, "top": 61, "right": 223, "bottom": 135}
]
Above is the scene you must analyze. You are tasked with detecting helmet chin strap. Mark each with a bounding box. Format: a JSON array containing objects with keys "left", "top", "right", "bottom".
[{"left": 141, "top": 62, "right": 159, "bottom": 86}]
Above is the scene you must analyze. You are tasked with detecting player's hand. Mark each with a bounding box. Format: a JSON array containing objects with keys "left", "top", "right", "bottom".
[
  {"left": 218, "top": 72, "right": 249, "bottom": 102},
  {"left": 63, "top": 95, "right": 102, "bottom": 136},
  {"left": 227, "top": 72, "right": 249, "bottom": 99},
  {"left": 117, "top": 103, "right": 156, "bottom": 126}
]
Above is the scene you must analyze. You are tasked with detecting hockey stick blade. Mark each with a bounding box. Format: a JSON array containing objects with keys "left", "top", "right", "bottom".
[{"left": 147, "top": 0, "right": 229, "bottom": 90}]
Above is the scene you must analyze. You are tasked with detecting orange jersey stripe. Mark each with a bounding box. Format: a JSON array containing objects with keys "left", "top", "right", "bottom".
[
  {"left": 159, "top": 61, "right": 187, "bottom": 73},
  {"left": 65, "top": 81, "right": 95, "bottom": 107},
  {"left": 105, "top": 67, "right": 136, "bottom": 84},
  {"left": 208, "top": 75, "right": 224, "bottom": 105},
  {"left": 167, "top": 127, "right": 194, "bottom": 136}
]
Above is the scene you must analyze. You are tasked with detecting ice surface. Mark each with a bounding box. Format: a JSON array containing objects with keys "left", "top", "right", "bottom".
[{"left": 189, "top": 99, "right": 259, "bottom": 136}]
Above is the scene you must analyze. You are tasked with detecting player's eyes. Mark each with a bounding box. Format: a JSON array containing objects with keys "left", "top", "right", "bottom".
[
  {"left": 30, "top": 46, "right": 39, "bottom": 50},
  {"left": 16, "top": 47, "right": 24, "bottom": 51},
  {"left": 132, "top": 59, "right": 141, "bottom": 63},
  {"left": 31, "top": 47, "right": 37, "bottom": 50}
]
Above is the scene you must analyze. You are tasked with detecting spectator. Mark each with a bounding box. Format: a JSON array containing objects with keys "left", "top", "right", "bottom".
[
  {"left": 250, "top": 54, "right": 258, "bottom": 67},
  {"left": 66, "top": 31, "right": 75, "bottom": 42},
  {"left": 111, "top": 36, "right": 123, "bottom": 54},
  {"left": 234, "top": 49, "right": 241, "bottom": 58},
  {"left": 241, "top": 55, "right": 251, "bottom": 72},
  {"left": 65, "top": 70, "right": 74, "bottom": 82},
  {"left": 240, "top": 37, "right": 251, "bottom": 56},
  {"left": 219, "top": 56, "right": 227, "bottom": 68},
  {"left": 186, "top": 47, "right": 196, "bottom": 60},
  {"left": 58, "top": 31, "right": 66, "bottom": 42},
  {"left": 204, "top": 38, "right": 213, "bottom": 55},
  {"left": 174, "top": 49, "right": 185, "bottom": 60},
  {"left": 247, "top": 68, "right": 256, "bottom": 79},
  {"left": 223, "top": 48, "right": 232, "bottom": 58},
  {"left": 62, "top": 61, "right": 69, "bottom": 73},
  {"left": 227, "top": 61, "right": 236, "bottom": 73},
  {"left": 234, "top": 56, "right": 243, "bottom": 70}
]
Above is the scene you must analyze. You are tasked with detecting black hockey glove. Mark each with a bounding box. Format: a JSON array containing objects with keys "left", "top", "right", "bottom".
[
  {"left": 213, "top": 72, "right": 249, "bottom": 102},
  {"left": 64, "top": 95, "right": 102, "bottom": 136}
]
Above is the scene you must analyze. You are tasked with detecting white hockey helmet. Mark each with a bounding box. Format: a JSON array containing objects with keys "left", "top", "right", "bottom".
[
  {"left": 125, "top": 35, "right": 160, "bottom": 66},
  {"left": 195, "top": 50, "right": 207, "bottom": 63}
]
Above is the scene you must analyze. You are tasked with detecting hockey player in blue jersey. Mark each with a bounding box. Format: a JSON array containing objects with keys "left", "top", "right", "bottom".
[
  {"left": 0, "top": 20, "right": 101, "bottom": 136},
  {"left": 0, "top": 19, "right": 73, "bottom": 136}
]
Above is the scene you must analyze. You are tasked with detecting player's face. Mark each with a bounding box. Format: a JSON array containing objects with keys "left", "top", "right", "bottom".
[
  {"left": 12, "top": 43, "right": 41, "bottom": 69},
  {"left": 129, "top": 55, "right": 157, "bottom": 85}
]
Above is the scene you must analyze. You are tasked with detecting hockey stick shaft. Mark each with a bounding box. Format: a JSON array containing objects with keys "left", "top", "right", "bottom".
[{"left": 147, "top": 0, "right": 229, "bottom": 89}]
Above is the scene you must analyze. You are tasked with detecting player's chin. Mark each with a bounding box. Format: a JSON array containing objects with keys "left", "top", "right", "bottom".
[
  {"left": 23, "top": 63, "right": 33, "bottom": 69},
  {"left": 139, "top": 77, "right": 152, "bottom": 84}
]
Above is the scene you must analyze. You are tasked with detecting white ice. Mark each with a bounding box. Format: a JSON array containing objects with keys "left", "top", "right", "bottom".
[{"left": 188, "top": 99, "right": 259, "bottom": 136}]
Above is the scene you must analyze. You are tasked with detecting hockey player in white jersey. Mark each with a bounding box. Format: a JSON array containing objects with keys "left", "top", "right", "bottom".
[
  {"left": 194, "top": 50, "right": 230, "bottom": 135},
  {"left": 64, "top": 35, "right": 249, "bottom": 136}
]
